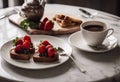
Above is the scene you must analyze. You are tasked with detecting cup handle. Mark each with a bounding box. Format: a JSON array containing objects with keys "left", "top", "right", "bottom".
[{"left": 106, "top": 28, "right": 114, "bottom": 38}]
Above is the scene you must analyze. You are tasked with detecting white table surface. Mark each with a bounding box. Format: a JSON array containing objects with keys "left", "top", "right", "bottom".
[{"left": 0, "top": 4, "right": 120, "bottom": 82}]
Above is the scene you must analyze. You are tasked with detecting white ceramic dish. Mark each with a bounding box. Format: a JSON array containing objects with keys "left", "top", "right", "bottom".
[
  {"left": 0, "top": 35, "right": 72, "bottom": 69},
  {"left": 68, "top": 31, "right": 118, "bottom": 53}
]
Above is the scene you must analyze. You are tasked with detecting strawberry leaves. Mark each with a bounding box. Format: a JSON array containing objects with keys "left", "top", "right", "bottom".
[
  {"left": 12, "top": 37, "right": 19, "bottom": 46},
  {"left": 20, "top": 19, "right": 38, "bottom": 30}
]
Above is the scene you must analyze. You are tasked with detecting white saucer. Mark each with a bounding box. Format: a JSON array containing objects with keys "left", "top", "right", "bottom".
[{"left": 68, "top": 31, "right": 118, "bottom": 53}]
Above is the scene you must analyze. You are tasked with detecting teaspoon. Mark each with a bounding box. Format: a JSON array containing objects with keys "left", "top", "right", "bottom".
[{"left": 79, "top": 8, "right": 119, "bottom": 22}]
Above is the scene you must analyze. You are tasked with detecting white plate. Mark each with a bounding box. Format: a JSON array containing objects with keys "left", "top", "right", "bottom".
[
  {"left": 68, "top": 31, "right": 118, "bottom": 53},
  {"left": 0, "top": 35, "right": 72, "bottom": 69}
]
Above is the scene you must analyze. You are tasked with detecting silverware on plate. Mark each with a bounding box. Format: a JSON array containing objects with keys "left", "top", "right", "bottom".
[{"left": 79, "top": 8, "right": 120, "bottom": 22}]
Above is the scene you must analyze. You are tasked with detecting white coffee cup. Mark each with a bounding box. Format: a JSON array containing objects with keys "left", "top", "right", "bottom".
[{"left": 81, "top": 21, "right": 114, "bottom": 46}]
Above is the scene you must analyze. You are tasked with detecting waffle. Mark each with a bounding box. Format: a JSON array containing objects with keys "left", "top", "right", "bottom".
[{"left": 53, "top": 14, "right": 82, "bottom": 27}]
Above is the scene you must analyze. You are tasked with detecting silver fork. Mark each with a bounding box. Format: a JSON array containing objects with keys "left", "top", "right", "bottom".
[
  {"left": 79, "top": 8, "right": 120, "bottom": 22},
  {"left": 58, "top": 47, "right": 86, "bottom": 73},
  {"left": 60, "top": 53, "right": 86, "bottom": 73},
  {"left": 0, "top": 8, "right": 19, "bottom": 20}
]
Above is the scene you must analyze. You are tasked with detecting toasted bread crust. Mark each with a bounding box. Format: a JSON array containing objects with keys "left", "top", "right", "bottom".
[
  {"left": 10, "top": 48, "right": 35, "bottom": 60},
  {"left": 33, "top": 52, "right": 59, "bottom": 62}
]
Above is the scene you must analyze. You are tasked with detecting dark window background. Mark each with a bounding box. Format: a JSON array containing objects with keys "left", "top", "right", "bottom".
[
  {"left": 117, "top": 0, "right": 120, "bottom": 16},
  {"left": 1, "top": 0, "right": 120, "bottom": 17},
  {"left": 2, "top": 0, "right": 24, "bottom": 8},
  {"left": 3, "top": 0, "right": 8, "bottom": 8}
]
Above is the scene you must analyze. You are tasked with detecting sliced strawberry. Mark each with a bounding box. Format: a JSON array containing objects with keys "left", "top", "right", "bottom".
[
  {"left": 15, "top": 39, "right": 23, "bottom": 46},
  {"left": 48, "top": 47, "right": 55, "bottom": 57},
  {"left": 41, "top": 40, "right": 50, "bottom": 46},
  {"left": 38, "top": 44, "right": 46, "bottom": 54},
  {"left": 23, "top": 40, "right": 30, "bottom": 50},
  {"left": 44, "top": 20, "right": 54, "bottom": 31},
  {"left": 38, "top": 22, "right": 44, "bottom": 30},
  {"left": 15, "top": 44, "right": 23, "bottom": 53},
  {"left": 43, "top": 17, "right": 48, "bottom": 23},
  {"left": 23, "top": 35, "right": 31, "bottom": 42},
  {"left": 46, "top": 44, "right": 53, "bottom": 50}
]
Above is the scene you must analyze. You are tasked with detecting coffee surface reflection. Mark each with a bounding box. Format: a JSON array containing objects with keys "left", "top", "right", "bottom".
[{"left": 83, "top": 25, "right": 104, "bottom": 32}]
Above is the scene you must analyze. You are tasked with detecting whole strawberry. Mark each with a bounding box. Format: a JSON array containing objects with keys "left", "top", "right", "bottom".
[
  {"left": 38, "top": 22, "right": 44, "bottom": 30},
  {"left": 43, "top": 17, "right": 48, "bottom": 23},
  {"left": 15, "top": 39, "right": 23, "bottom": 46},
  {"left": 46, "top": 44, "right": 52, "bottom": 50},
  {"left": 38, "top": 44, "right": 46, "bottom": 54},
  {"left": 48, "top": 47, "right": 55, "bottom": 57},
  {"left": 15, "top": 44, "right": 23, "bottom": 53},
  {"left": 39, "top": 17, "right": 49, "bottom": 30},
  {"left": 23, "top": 40, "right": 30, "bottom": 50},
  {"left": 44, "top": 20, "right": 54, "bottom": 31},
  {"left": 23, "top": 35, "right": 31, "bottom": 42},
  {"left": 41, "top": 40, "right": 50, "bottom": 46}
]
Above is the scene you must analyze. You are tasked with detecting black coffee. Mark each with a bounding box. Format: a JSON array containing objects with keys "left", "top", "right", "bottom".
[{"left": 83, "top": 25, "right": 104, "bottom": 31}]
